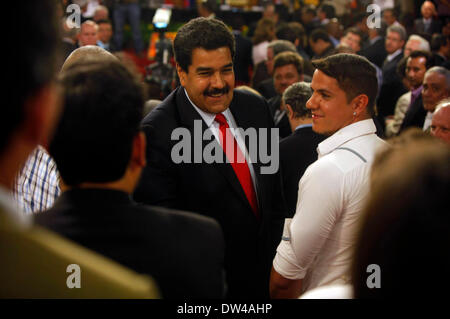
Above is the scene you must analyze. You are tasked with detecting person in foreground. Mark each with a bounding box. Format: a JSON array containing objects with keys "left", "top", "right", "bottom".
[
  {"left": 133, "top": 17, "right": 287, "bottom": 298},
  {"left": 352, "top": 133, "right": 449, "bottom": 298},
  {"left": 35, "top": 59, "right": 225, "bottom": 299},
  {"left": 270, "top": 53, "right": 387, "bottom": 298}
]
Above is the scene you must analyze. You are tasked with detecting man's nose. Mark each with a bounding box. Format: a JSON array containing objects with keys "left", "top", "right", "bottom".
[{"left": 211, "top": 72, "right": 225, "bottom": 88}]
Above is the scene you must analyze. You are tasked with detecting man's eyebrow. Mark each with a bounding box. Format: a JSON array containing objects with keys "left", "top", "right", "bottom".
[
  {"left": 312, "top": 87, "right": 332, "bottom": 94},
  {"left": 196, "top": 63, "right": 233, "bottom": 73}
]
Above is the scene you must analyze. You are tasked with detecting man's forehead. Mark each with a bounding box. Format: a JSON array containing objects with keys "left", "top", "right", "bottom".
[
  {"left": 425, "top": 72, "right": 446, "bottom": 84},
  {"left": 311, "top": 70, "right": 339, "bottom": 90}
]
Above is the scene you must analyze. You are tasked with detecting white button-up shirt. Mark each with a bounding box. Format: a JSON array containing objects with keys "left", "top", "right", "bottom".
[{"left": 273, "top": 119, "right": 387, "bottom": 294}]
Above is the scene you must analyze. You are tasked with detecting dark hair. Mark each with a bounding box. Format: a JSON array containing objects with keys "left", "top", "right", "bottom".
[
  {"left": 273, "top": 51, "right": 304, "bottom": 76},
  {"left": 96, "top": 19, "right": 112, "bottom": 26},
  {"left": 282, "top": 82, "right": 312, "bottom": 118},
  {"left": 408, "top": 50, "right": 434, "bottom": 69},
  {"left": 312, "top": 53, "right": 378, "bottom": 116},
  {"left": 431, "top": 34, "right": 450, "bottom": 51},
  {"left": 173, "top": 17, "right": 235, "bottom": 73},
  {"left": 310, "top": 28, "right": 332, "bottom": 44},
  {"left": 352, "top": 136, "right": 450, "bottom": 298},
  {"left": 318, "top": 4, "right": 335, "bottom": 19},
  {"left": 50, "top": 60, "right": 144, "bottom": 186},
  {"left": 2, "top": 0, "right": 60, "bottom": 153},
  {"left": 276, "top": 23, "right": 298, "bottom": 44}
]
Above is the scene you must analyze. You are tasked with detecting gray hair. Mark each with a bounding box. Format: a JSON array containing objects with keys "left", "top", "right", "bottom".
[
  {"left": 282, "top": 82, "right": 312, "bottom": 118},
  {"left": 425, "top": 66, "right": 450, "bottom": 90},
  {"left": 434, "top": 97, "right": 450, "bottom": 114},
  {"left": 268, "top": 40, "right": 297, "bottom": 56},
  {"left": 407, "top": 34, "right": 431, "bottom": 52},
  {"left": 387, "top": 24, "right": 407, "bottom": 41},
  {"left": 61, "top": 46, "right": 118, "bottom": 72}
]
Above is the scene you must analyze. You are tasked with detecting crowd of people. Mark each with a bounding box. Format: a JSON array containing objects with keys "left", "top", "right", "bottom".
[{"left": 1, "top": 0, "right": 449, "bottom": 300}]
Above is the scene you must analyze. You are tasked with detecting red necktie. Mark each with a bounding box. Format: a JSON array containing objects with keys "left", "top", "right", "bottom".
[{"left": 214, "top": 113, "right": 259, "bottom": 218}]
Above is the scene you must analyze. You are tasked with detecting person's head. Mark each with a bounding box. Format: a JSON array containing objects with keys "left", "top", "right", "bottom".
[
  {"left": 309, "top": 28, "right": 333, "bottom": 56},
  {"left": 404, "top": 34, "right": 430, "bottom": 57},
  {"left": 368, "top": 20, "right": 387, "bottom": 40},
  {"left": 96, "top": 20, "right": 113, "bottom": 44},
  {"left": 51, "top": 60, "right": 145, "bottom": 191},
  {"left": 78, "top": 20, "right": 98, "bottom": 46},
  {"left": 289, "top": 21, "right": 308, "bottom": 48},
  {"left": 282, "top": 82, "right": 312, "bottom": 124},
  {"left": 198, "top": 0, "right": 217, "bottom": 18},
  {"left": 421, "top": 1, "right": 436, "bottom": 20},
  {"left": 318, "top": 4, "right": 335, "bottom": 21},
  {"left": 385, "top": 24, "right": 406, "bottom": 54},
  {"left": 431, "top": 98, "right": 450, "bottom": 144},
  {"left": 301, "top": 5, "right": 316, "bottom": 25},
  {"left": 266, "top": 40, "right": 297, "bottom": 75},
  {"left": 307, "top": 54, "right": 377, "bottom": 135},
  {"left": 326, "top": 18, "right": 344, "bottom": 40},
  {"left": 2, "top": 0, "right": 61, "bottom": 188},
  {"left": 273, "top": 51, "right": 304, "bottom": 95},
  {"left": 382, "top": 8, "right": 397, "bottom": 26},
  {"left": 93, "top": 5, "right": 109, "bottom": 22},
  {"left": 354, "top": 12, "right": 369, "bottom": 34},
  {"left": 61, "top": 45, "right": 118, "bottom": 71},
  {"left": 340, "top": 27, "right": 363, "bottom": 52},
  {"left": 263, "top": 3, "right": 278, "bottom": 23},
  {"left": 173, "top": 17, "right": 235, "bottom": 115},
  {"left": 405, "top": 50, "right": 432, "bottom": 89},
  {"left": 422, "top": 66, "right": 450, "bottom": 112},
  {"left": 431, "top": 34, "right": 450, "bottom": 58},
  {"left": 275, "top": 23, "right": 299, "bottom": 46},
  {"left": 352, "top": 135, "right": 450, "bottom": 298},
  {"left": 443, "top": 18, "right": 450, "bottom": 36},
  {"left": 252, "top": 18, "right": 276, "bottom": 45}
]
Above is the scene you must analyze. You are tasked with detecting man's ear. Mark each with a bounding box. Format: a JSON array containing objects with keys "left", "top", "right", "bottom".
[
  {"left": 285, "top": 104, "right": 294, "bottom": 120},
  {"left": 131, "top": 131, "right": 147, "bottom": 168},
  {"left": 21, "top": 84, "right": 61, "bottom": 148},
  {"left": 176, "top": 63, "right": 187, "bottom": 87},
  {"left": 352, "top": 94, "right": 369, "bottom": 117}
]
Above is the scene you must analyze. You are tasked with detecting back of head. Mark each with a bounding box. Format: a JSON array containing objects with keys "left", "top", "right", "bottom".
[
  {"left": 173, "top": 17, "right": 235, "bottom": 73},
  {"left": 268, "top": 40, "right": 297, "bottom": 56},
  {"left": 310, "top": 28, "right": 332, "bottom": 44},
  {"left": 282, "top": 82, "right": 312, "bottom": 118},
  {"left": 4, "top": 0, "right": 60, "bottom": 154},
  {"left": 61, "top": 45, "right": 118, "bottom": 72},
  {"left": 312, "top": 53, "right": 378, "bottom": 116},
  {"left": 352, "top": 136, "right": 450, "bottom": 298},
  {"left": 50, "top": 60, "right": 144, "bottom": 186},
  {"left": 275, "top": 23, "right": 298, "bottom": 44}
]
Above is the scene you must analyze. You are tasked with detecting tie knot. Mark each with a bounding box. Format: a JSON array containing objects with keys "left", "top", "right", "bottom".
[{"left": 215, "top": 113, "right": 228, "bottom": 126}]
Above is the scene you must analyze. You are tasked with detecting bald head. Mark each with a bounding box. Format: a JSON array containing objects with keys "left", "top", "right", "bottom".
[
  {"left": 61, "top": 45, "right": 118, "bottom": 72},
  {"left": 431, "top": 99, "right": 450, "bottom": 145}
]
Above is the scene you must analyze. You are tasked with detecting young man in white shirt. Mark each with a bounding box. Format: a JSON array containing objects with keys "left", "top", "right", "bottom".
[{"left": 270, "top": 53, "right": 387, "bottom": 298}]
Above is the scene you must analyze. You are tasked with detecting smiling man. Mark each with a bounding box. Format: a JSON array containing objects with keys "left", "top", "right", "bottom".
[
  {"left": 134, "top": 17, "right": 287, "bottom": 298},
  {"left": 270, "top": 54, "right": 387, "bottom": 298}
]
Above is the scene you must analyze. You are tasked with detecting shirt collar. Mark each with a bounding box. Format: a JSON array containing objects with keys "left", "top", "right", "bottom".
[
  {"left": 411, "top": 84, "right": 423, "bottom": 98},
  {"left": 295, "top": 123, "right": 312, "bottom": 131},
  {"left": 387, "top": 49, "right": 402, "bottom": 62},
  {"left": 184, "top": 88, "right": 233, "bottom": 127},
  {"left": 317, "top": 119, "right": 376, "bottom": 158}
]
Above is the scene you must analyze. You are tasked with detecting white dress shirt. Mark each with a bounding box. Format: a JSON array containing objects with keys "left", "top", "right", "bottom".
[{"left": 273, "top": 119, "right": 387, "bottom": 293}]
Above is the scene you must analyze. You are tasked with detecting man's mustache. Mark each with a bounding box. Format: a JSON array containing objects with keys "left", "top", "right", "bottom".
[{"left": 204, "top": 86, "right": 230, "bottom": 96}]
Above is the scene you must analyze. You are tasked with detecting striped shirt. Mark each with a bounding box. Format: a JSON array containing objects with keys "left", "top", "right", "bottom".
[{"left": 13, "top": 146, "right": 60, "bottom": 214}]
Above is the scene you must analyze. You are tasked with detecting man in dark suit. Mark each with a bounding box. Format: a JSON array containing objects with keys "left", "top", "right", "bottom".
[
  {"left": 133, "top": 17, "right": 287, "bottom": 298},
  {"left": 414, "top": 1, "right": 442, "bottom": 36},
  {"left": 268, "top": 51, "right": 304, "bottom": 139},
  {"left": 35, "top": 59, "right": 225, "bottom": 299},
  {"left": 279, "top": 82, "right": 325, "bottom": 217},
  {"left": 399, "top": 50, "right": 433, "bottom": 133},
  {"left": 377, "top": 24, "right": 408, "bottom": 126},
  {"left": 360, "top": 21, "right": 387, "bottom": 69}
]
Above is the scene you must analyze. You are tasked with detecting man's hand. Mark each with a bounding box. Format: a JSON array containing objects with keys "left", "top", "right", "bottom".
[{"left": 269, "top": 266, "right": 303, "bottom": 299}]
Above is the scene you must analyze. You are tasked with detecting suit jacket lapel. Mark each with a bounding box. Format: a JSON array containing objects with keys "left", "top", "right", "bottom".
[{"left": 177, "top": 87, "right": 257, "bottom": 216}]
